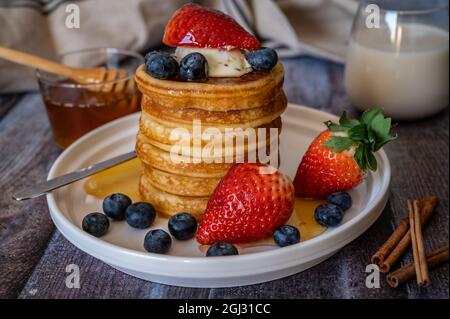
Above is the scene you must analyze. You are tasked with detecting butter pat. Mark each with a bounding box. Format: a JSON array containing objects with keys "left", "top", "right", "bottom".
[{"left": 175, "top": 47, "right": 252, "bottom": 77}]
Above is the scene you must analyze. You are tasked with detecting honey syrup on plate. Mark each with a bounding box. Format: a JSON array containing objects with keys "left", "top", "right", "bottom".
[
  {"left": 84, "top": 158, "right": 326, "bottom": 251},
  {"left": 84, "top": 158, "right": 142, "bottom": 201}
]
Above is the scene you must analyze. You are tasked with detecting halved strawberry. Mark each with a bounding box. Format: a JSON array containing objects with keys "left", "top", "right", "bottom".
[
  {"left": 196, "top": 163, "right": 295, "bottom": 245},
  {"left": 294, "top": 109, "right": 397, "bottom": 198},
  {"left": 163, "top": 3, "right": 260, "bottom": 50}
]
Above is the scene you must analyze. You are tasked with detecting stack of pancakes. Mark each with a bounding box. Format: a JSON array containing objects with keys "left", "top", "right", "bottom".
[{"left": 134, "top": 63, "right": 287, "bottom": 219}]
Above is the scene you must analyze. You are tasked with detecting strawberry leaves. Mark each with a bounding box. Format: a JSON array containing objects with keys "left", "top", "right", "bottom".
[
  {"left": 368, "top": 113, "right": 397, "bottom": 151},
  {"left": 324, "top": 111, "right": 359, "bottom": 132},
  {"left": 323, "top": 136, "right": 354, "bottom": 152},
  {"left": 324, "top": 108, "right": 397, "bottom": 171},
  {"left": 355, "top": 144, "right": 378, "bottom": 171}
]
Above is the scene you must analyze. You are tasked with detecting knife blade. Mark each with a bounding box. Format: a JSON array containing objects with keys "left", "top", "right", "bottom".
[{"left": 13, "top": 151, "right": 137, "bottom": 201}]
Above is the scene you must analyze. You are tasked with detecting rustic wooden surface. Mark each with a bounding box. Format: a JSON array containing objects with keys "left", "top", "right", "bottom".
[{"left": 0, "top": 57, "right": 448, "bottom": 299}]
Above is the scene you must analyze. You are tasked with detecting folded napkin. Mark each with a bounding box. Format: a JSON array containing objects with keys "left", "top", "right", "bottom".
[
  {"left": 208, "top": 0, "right": 357, "bottom": 61},
  {"left": 0, "top": 0, "right": 357, "bottom": 93}
]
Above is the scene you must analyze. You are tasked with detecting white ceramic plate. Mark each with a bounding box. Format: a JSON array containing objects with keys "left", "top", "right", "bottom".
[{"left": 46, "top": 104, "right": 391, "bottom": 287}]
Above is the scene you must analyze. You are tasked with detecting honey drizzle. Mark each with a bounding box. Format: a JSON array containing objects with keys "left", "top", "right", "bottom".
[{"left": 84, "top": 158, "right": 142, "bottom": 201}]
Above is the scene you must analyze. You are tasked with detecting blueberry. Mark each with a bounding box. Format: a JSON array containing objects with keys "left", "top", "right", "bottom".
[
  {"left": 179, "top": 53, "right": 208, "bottom": 81},
  {"left": 327, "top": 192, "right": 352, "bottom": 211},
  {"left": 314, "top": 203, "right": 344, "bottom": 227},
  {"left": 145, "top": 52, "right": 178, "bottom": 80},
  {"left": 143, "top": 229, "right": 172, "bottom": 254},
  {"left": 206, "top": 242, "right": 239, "bottom": 257},
  {"left": 125, "top": 202, "right": 156, "bottom": 229},
  {"left": 102, "top": 193, "right": 132, "bottom": 220},
  {"left": 82, "top": 212, "right": 109, "bottom": 237},
  {"left": 245, "top": 47, "right": 278, "bottom": 71},
  {"left": 273, "top": 225, "right": 300, "bottom": 247},
  {"left": 144, "top": 50, "right": 170, "bottom": 63},
  {"left": 168, "top": 213, "right": 197, "bottom": 240}
]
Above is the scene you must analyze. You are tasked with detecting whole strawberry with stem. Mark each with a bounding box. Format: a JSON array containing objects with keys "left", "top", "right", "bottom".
[
  {"left": 294, "top": 108, "right": 396, "bottom": 198},
  {"left": 197, "top": 163, "right": 295, "bottom": 245}
]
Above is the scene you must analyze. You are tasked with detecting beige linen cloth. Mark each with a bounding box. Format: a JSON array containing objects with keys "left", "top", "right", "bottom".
[{"left": 0, "top": 0, "right": 358, "bottom": 93}]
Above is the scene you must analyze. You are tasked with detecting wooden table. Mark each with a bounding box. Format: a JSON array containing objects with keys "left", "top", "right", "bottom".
[{"left": 0, "top": 57, "right": 448, "bottom": 299}]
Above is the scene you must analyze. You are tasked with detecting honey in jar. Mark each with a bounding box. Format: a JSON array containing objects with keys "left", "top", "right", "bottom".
[
  {"left": 36, "top": 48, "right": 144, "bottom": 148},
  {"left": 41, "top": 80, "right": 141, "bottom": 148}
]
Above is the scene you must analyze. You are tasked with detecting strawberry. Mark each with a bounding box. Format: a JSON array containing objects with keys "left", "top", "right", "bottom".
[
  {"left": 163, "top": 3, "right": 260, "bottom": 50},
  {"left": 294, "top": 109, "right": 397, "bottom": 198},
  {"left": 196, "top": 163, "right": 295, "bottom": 245}
]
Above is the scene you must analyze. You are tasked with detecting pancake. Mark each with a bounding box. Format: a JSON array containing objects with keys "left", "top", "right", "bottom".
[
  {"left": 136, "top": 133, "right": 231, "bottom": 177},
  {"left": 139, "top": 174, "right": 209, "bottom": 219},
  {"left": 135, "top": 63, "right": 284, "bottom": 112},
  {"left": 137, "top": 129, "right": 279, "bottom": 167},
  {"left": 142, "top": 163, "right": 221, "bottom": 197},
  {"left": 145, "top": 133, "right": 278, "bottom": 159},
  {"left": 140, "top": 89, "right": 287, "bottom": 127},
  {"left": 139, "top": 114, "right": 282, "bottom": 150}
]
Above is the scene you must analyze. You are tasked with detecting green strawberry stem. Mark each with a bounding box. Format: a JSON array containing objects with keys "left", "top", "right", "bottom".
[{"left": 323, "top": 108, "right": 397, "bottom": 171}]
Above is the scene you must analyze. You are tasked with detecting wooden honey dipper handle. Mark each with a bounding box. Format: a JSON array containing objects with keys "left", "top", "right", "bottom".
[{"left": 0, "top": 46, "right": 106, "bottom": 84}]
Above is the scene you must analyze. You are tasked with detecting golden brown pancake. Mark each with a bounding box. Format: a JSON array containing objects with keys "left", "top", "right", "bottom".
[
  {"left": 140, "top": 90, "right": 287, "bottom": 127},
  {"left": 136, "top": 133, "right": 231, "bottom": 177},
  {"left": 135, "top": 63, "right": 284, "bottom": 111},
  {"left": 141, "top": 163, "right": 221, "bottom": 197},
  {"left": 136, "top": 130, "right": 279, "bottom": 169},
  {"left": 139, "top": 114, "right": 282, "bottom": 149},
  {"left": 139, "top": 174, "right": 209, "bottom": 219}
]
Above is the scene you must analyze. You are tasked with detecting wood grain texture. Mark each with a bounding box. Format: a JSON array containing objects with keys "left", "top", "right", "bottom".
[
  {"left": 0, "top": 95, "right": 20, "bottom": 119},
  {"left": 1, "top": 57, "right": 448, "bottom": 299},
  {"left": 0, "top": 94, "right": 61, "bottom": 298}
]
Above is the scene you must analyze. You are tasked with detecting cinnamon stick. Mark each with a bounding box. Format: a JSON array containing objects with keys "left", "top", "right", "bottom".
[
  {"left": 410, "top": 200, "right": 430, "bottom": 286},
  {"left": 371, "top": 217, "right": 409, "bottom": 265},
  {"left": 408, "top": 200, "right": 422, "bottom": 283},
  {"left": 378, "top": 196, "right": 439, "bottom": 273},
  {"left": 387, "top": 245, "right": 449, "bottom": 288}
]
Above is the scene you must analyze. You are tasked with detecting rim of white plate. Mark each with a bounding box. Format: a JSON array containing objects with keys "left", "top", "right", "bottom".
[{"left": 46, "top": 104, "right": 391, "bottom": 274}]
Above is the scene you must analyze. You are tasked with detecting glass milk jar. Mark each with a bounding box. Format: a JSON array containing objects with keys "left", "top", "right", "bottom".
[{"left": 344, "top": 0, "right": 449, "bottom": 120}]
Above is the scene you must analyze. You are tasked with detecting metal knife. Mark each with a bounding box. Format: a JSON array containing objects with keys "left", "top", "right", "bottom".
[{"left": 13, "top": 151, "right": 137, "bottom": 201}]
